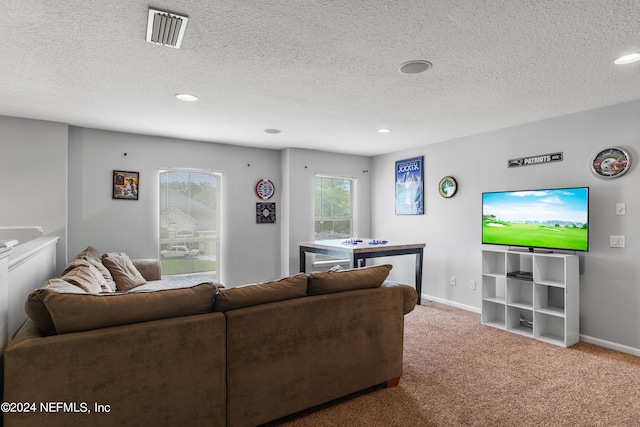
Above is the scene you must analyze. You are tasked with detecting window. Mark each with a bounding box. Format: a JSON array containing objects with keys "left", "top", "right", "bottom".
[
  {"left": 314, "top": 175, "right": 355, "bottom": 239},
  {"left": 159, "top": 170, "right": 220, "bottom": 278}
]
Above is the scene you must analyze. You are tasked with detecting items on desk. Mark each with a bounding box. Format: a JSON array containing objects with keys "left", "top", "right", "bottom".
[
  {"left": 369, "top": 239, "right": 388, "bottom": 245},
  {"left": 342, "top": 238, "right": 363, "bottom": 245}
]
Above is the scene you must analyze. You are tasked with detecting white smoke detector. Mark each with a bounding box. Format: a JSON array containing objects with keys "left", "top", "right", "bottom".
[{"left": 146, "top": 8, "right": 189, "bottom": 49}]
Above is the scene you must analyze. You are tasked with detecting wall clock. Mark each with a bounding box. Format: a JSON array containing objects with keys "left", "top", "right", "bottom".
[
  {"left": 591, "top": 147, "right": 631, "bottom": 179},
  {"left": 438, "top": 176, "right": 457, "bottom": 198},
  {"left": 255, "top": 179, "right": 275, "bottom": 200}
]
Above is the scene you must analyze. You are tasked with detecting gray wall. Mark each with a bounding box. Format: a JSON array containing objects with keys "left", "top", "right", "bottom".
[
  {"left": 371, "top": 99, "right": 640, "bottom": 355},
  {"left": 0, "top": 116, "right": 68, "bottom": 272},
  {"left": 67, "top": 127, "right": 283, "bottom": 286},
  {"left": 280, "top": 148, "right": 372, "bottom": 276}
]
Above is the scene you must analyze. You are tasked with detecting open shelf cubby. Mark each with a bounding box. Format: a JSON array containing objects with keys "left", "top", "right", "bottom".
[
  {"left": 481, "top": 249, "right": 579, "bottom": 347},
  {"left": 481, "top": 300, "right": 506, "bottom": 329}
]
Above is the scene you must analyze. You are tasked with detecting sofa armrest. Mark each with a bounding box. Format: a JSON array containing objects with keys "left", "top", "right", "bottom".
[
  {"left": 382, "top": 281, "right": 418, "bottom": 314},
  {"left": 132, "top": 258, "right": 162, "bottom": 281}
]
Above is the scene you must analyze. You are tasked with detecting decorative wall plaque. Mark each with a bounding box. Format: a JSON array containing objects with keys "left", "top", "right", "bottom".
[
  {"left": 256, "top": 202, "right": 276, "bottom": 223},
  {"left": 591, "top": 147, "right": 631, "bottom": 178},
  {"left": 438, "top": 176, "right": 457, "bottom": 198}
]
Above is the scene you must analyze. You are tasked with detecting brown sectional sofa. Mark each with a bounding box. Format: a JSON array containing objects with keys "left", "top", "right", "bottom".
[{"left": 3, "top": 247, "right": 418, "bottom": 427}]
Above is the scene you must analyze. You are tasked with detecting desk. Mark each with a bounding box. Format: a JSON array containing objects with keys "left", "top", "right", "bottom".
[{"left": 299, "top": 239, "right": 425, "bottom": 304}]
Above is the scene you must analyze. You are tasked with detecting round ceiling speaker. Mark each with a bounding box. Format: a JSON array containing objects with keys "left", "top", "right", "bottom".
[{"left": 399, "top": 60, "right": 432, "bottom": 74}]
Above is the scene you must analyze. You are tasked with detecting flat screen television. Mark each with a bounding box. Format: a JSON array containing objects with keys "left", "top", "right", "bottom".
[{"left": 482, "top": 187, "right": 589, "bottom": 252}]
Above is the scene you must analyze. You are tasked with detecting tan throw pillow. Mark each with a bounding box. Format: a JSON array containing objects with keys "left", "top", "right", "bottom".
[
  {"left": 62, "top": 259, "right": 108, "bottom": 293},
  {"left": 25, "top": 279, "right": 88, "bottom": 335},
  {"left": 64, "top": 246, "right": 117, "bottom": 291},
  {"left": 307, "top": 264, "right": 393, "bottom": 296},
  {"left": 42, "top": 283, "right": 217, "bottom": 334},
  {"left": 213, "top": 274, "right": 308, "bottom": 312},
  {"left": 101, "top": 252, "right": 147, "bottom": 291}
]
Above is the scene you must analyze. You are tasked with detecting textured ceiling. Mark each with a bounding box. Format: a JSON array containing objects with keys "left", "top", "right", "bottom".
[{"left": 1, "top": 1, "right": 639, "bottom": 156}]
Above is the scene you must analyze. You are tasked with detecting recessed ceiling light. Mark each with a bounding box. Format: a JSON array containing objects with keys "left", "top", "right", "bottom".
[
  {"left": 264, "top": 129, "right": 282, "bottom": 134},
  {"left": 399, "top": 60, "right": 432, "bottom": 74},
  {"left": 377, "top": 128, "right": 391, "bottom": 133},
  {"left": 176, "top": 93, "right": 198, "bottom": 101},
  {"left": 614, "top": 53, "right": 640, "bottom": 65}
]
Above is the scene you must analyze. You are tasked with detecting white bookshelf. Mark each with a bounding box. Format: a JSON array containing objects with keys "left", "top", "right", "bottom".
[{"left": 481, "top": 249, "right": 579, "bottom": 347}]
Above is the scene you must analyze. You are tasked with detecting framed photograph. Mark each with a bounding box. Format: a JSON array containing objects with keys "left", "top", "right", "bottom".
[
  {"left": 113, "top": 170, "right": 139, "bottom": 200},
  {"left": 395, "top": 156, "right": 424, "bottom": 215}
]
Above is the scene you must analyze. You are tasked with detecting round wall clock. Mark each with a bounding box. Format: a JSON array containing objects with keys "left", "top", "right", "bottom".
[
  {"left": 591, "top": 147, "right": 631, "bottom": 178},
  {"left": 255, "top": 179, "right": 275, "bottom": 200},
  {"left": 438, "top": 176, "right": 457, "bottom": 198}
]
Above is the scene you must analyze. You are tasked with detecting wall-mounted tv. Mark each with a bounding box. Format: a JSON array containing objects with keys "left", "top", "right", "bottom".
[{"left": 482, "top": 187, "right": 589, "bottom": 252}]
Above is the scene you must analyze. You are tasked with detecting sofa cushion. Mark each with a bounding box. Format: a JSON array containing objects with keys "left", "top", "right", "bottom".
[
  {"left": 41, "top": 282, "right": 217, "bottom": 334},
  {"left": 213, "top": 274, "right": 307, "bottom": 312},
  {"left": 25, "top": 279, "right": 88, "bottom": 335},
  {"left": 61, "top": 259, "right": 108, "bottom": 293},
  {"left": 307, "top": 264, "right": 392, "bottom": 296},
  {"left": 64, "top": 246, "right": 117, "bottom": 291},
  {"left": 102, "top": 252, "right": 147, "bottom": 291}
]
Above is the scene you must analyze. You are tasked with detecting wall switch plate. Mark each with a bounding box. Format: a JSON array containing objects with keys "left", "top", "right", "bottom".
[
  {"left": 450, "top": 276, "right": 456, "bottom": 286},
  {"left": 616, "top": 203, "right": 626, "bottom": 216},
  {"left": 610, "top": 235, "right": 626, "bottom": 248},
  {"left": 469, "top": 280, "right": 476, "bottom": 290}
]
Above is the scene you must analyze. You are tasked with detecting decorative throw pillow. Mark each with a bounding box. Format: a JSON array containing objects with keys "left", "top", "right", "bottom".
[
  {"left": 307, "top": 264, "right": 393, "bottom": 296},
  {"left": 61, "top": 259, "right": 108, "bottom": 293},
  {"left": 101, "top": 252, "right": 147, "bottom": 291},
  {"left": 64, "top": 246, "right": 117, "bottom": 291},
  {"left": 213, "top": 274, "right": 308, "bottom": 312}
]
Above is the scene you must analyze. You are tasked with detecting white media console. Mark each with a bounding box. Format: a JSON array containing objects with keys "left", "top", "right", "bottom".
[{"left": 481, "top": 249, "right": 579, "bottom": 347}]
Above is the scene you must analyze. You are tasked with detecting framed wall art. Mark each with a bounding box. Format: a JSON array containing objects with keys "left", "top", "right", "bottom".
[
  {"left": 256, "top": 202, "right": 276, "bottom": 223},
  {"left": 395, "top": 156, "right": 424, "bottom": 215},
  {"left": 113, "top": 170, "right": 139, "bottom": 200}
]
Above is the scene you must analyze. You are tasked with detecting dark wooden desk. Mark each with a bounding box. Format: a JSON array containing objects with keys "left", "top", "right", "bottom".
[{"left": 299, "top": 239, "right": 425, "bottom": 304}]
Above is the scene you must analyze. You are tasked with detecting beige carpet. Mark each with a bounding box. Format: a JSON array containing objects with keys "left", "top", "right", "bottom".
[{"left": 264, "top": 301, "right": 640, "bottom": 426}]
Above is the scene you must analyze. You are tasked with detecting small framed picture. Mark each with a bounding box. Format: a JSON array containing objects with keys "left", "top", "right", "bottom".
[
  {"left": 256, "top": 202, "right": 276, "bottom": 223},
  {"left": 113, "top": 170, "right": 139, "bottom": 200}
]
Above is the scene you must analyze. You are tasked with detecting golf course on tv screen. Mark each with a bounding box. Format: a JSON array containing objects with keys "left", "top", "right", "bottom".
[{"left": 482, "top": 187, "right": 589, "bottom": 251}]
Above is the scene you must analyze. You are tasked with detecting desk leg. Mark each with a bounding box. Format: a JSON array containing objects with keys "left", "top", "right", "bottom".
[
  {"left": 299, "top": 247, "right": 307, "bottom": 273},
  {"left": 415, "top": 249, "right": 423, "bottom": 305},
  {"left": 349, "top": 255, "right": 356, "bottom": 269}
]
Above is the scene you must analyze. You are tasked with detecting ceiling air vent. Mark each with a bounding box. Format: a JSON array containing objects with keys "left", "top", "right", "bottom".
[{"left": 146, "top": 8, "right": 189, "bottom": 49}]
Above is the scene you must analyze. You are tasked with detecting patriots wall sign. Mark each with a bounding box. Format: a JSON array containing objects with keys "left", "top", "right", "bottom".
[{"left": 508, "top": 152, "right": 563, "bottom": 168}]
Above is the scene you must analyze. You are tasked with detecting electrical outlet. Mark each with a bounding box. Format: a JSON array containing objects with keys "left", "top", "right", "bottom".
[
  {"left": 469, "top": 280, "right": 476, "bottom": 290},
  {"left": 450, "top": 276, "right": 456, "bottom": 286}
]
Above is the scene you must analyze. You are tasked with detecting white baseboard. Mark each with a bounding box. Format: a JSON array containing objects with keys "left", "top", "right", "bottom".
[
  {"left": 423, "top": 293, "right": 640, "bottom": 358},
  {"left": 579, "top": 334, "right": 640, "bottom": 357},
  {"left": 422, "top": 293, "right": 481, "bottom": 314}
]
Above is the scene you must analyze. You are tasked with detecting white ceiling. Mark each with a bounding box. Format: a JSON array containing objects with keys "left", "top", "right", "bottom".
[{"left": 2, "top": 1, "right": 639, "bottom": 156}]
